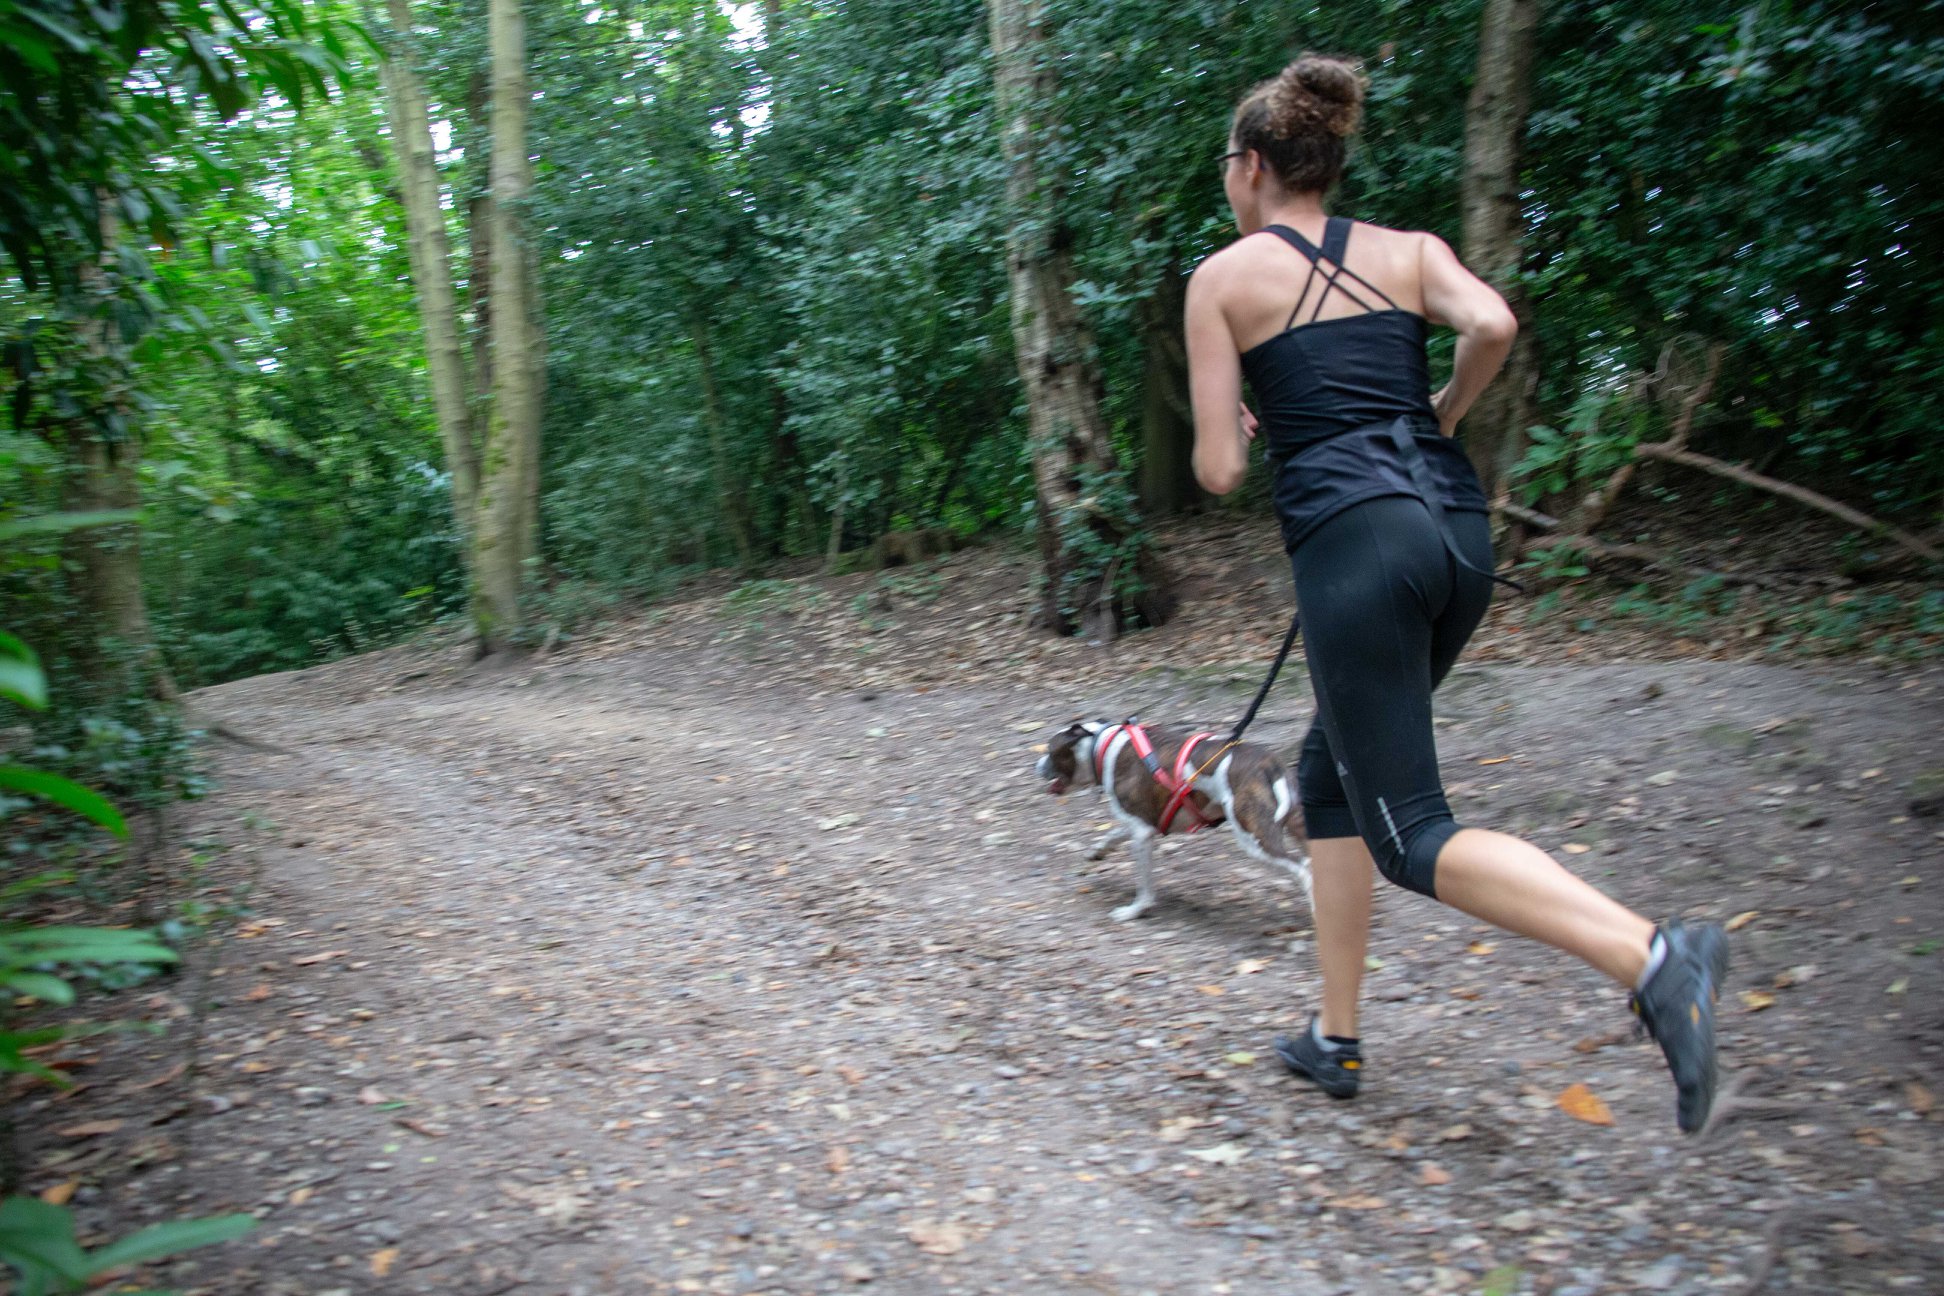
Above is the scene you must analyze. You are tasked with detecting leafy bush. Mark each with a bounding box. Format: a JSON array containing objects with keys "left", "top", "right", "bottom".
[{"left": 0, "top": 623, "right": 253, "bottom": 1293}]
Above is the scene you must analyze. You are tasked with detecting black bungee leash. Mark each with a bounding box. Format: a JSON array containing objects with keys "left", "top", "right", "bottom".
[{"left": 1223, "top": 418, "right": 1523, "bottom": 746}]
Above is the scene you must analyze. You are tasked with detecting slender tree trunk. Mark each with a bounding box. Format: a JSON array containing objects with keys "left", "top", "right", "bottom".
[
  {"left": 689, "top": 311, "right": 754, "bottom": 570},
  {"left": 986, "top": 0, "right": 1172, "bottom": 640},
  {"left": 1458, "top": 0, "right": 1541, "bottom": 504},
  {"left": 466, "top": 71, "right": 494, "bottom": 423},
  {"left": 62, "top": 438, "right": 152, "bottom": 684},
  {"left": 1137, "top": 263, "right": 1200, "bottom": 517},
  {"left": 472, "top": 0, "right": 544, "bottom": 648},
  {"left": 380, "top": 0, "right": 481, "bottom": 532},
  {"left": 61, "top": 203, "right": 172, "bottom": 698}
]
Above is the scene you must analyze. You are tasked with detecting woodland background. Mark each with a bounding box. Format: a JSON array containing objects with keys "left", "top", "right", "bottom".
[
  {"left": 7, "top": 0, "right": 1941, "bottom": 693},
  {"left": 1, "top": 2, "right": 1941, "bottom": 1287}
]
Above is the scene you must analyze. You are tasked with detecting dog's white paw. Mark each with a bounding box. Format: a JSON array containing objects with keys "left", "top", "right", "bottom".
[{"left": 1111, "top": 901, "right": 1151, "bottom": 923}]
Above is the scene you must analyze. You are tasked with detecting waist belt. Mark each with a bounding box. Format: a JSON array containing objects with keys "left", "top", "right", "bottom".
[{"left": 1376, "top": 416, "right": 1522, "bottom": 594}]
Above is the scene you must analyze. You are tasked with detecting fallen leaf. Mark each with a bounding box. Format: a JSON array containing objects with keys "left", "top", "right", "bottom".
[
  {"left": 1466, "top": 940, "right": 1496, "bottom": 956},
  {"left": 1437, "top": 1123, "right": 1473, "bottom": 1142},
  {"left": 1561, "top": 843, "right": 1590, "bottom": 855},
  {"left": 289, "top": 1186, "right": 314, "bottom": 1206},
  {"left": 1331, "top": 1193, "right": 1387, "bottom": 1210},
  {"left": 370, "top": 1248, "right": 398, "bottom": 1277},
  {"left": 1418, "top": 1163, "right": 1452, "bottom": 1186},
  {"left": 1556, "top": 1083, "right": 1614, "bottom": 1126},
  {"left": 357, "top": 1086, "right": 390, "bottom": 1106},
  {"left": 1156, "top": 1115, "right": 1204, "bottom": 1143},
  {"left": 1012, "top": 721, "right": 1043, "bottom": 732},
  {"left": 291, "top": 949, "right": 347, "bottom": 966},
  {"left": 55, "top": 1120, "right": 121, "bottom": 1138},
  {"left": 1573, "top": 1027, "right": 1632, "bottom": 1054},
  {"left": 836, "top": 1064, "right": 866, "bottom": 1084},
  {"left": 1481, "top": 1264, "right": 1524, "bottom": 1296},
  {"left": 1194, "top": 984, "right": 1226, "bottom": 997},
  {"left": 1363, "top": 956, "right": 1385, "bottom": 971},
  {"left": 1906, "top": 1082, "right": 1933, "bottom": 1116},
  {"left": 131, "top": 1062, "right": 186, "bottom": 1090},
  {"left": 1774, "top": 963, "right": 1817, "bottom": 988},
  {"left": 245, "top": 984, "right": 274, "bottom": 1001},
  {"left": 826, "top": 1145, "right": 850, "bottom": 1174},
  {"left": 1741, "top": 990, "right": 1776, "bottom": 1012},
  {"left": 1725, "top": 910, "right": 1760, "bottom": 932},
  {"left": 39, "top": 1181, "right": 77, "bottom": 1206},
  {"left": 394, "top": 1117, "right": 446, "bottom": 1139},
  {"left": 1645, "top": 769, "right": 1679, "bottom": 786},
  {"left": 1184, "top": 1142, "right": 1247, "bottom": 1166},
  {"left": 1233, "top": 958, "right": 1269, "bottom": 975},
  {"left": 1478, "top": 756, "right": 1512, "bottom": 766},
  {"left": 906, "top": 1218, "right": 967, "bottom": 1255},
  {"left": 1224, "top": 1051, "right": 1257, "bottom": 1066},
  {"left": 817, "top": 813, "right": 860, "bottom": 831},
  {"left": 1887, "top": 978, "right": 1909, "bottom": 995}
]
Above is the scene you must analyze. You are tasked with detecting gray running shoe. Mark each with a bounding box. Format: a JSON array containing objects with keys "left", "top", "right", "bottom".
[
  {"left": 1631, "top": 919, "right": 1730, "bottom": 1134},
  {"left": 1274, "top": 1016, "right": 1363, "bottom": 1099}
]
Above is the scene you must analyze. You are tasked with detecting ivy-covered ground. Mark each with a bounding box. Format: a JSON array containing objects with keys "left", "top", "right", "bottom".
[{"left": 17, "top": 524, "right": 1943, "bottom": 1295}]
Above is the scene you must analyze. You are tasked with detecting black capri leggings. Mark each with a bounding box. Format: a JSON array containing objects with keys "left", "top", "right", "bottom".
[{"left": 1292, "top": 494, "right": 1495, "bottom": 898}]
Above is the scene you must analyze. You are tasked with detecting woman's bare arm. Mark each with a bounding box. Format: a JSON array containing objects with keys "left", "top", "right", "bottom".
[
  {"left": 1419, "top": 233, "right": 1518, "bottom": 435},
  {"left": 1185, "top": 259, "right": 1252, "bottom": 495}
]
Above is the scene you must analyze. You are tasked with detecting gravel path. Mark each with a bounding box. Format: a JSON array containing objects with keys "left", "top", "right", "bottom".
[{"left": 20, "top": 575, "right": 1943, "bottom": 1295}]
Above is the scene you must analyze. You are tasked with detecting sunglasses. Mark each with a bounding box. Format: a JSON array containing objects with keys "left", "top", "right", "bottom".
[{"left": 1215, "top": 149, "right": 1248, "bottom": 175}]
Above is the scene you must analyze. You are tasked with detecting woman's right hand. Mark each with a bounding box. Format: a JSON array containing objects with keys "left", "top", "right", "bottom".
[{"left": 1430, "top": 385, "right": 1458, "bottom": 437}]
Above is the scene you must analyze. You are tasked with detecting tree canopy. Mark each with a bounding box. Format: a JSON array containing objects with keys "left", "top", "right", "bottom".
[{"left": 2, "top": 0, "right": 1937, "bottom": 690}]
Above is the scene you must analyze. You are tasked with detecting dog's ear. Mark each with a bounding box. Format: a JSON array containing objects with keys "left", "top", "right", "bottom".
[{"left": 1063, "top": 721, "right": 1091, "bottom": 740}]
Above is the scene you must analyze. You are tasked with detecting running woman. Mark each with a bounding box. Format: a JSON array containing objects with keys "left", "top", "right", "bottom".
[{"left": 1184, "top": 53, "right": 1728, "bottom": 1133}]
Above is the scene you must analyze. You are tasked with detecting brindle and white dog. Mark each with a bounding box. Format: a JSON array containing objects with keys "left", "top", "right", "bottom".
[{"left": 1035, "top": 721, "right": 1312, "bottom": 922}]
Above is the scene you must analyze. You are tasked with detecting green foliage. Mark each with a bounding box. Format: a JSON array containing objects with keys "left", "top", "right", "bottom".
[
  {"left": 1527, "top": 2, "right": 1944, "bottom": 517},
  {"left": 12, "top": 0, "right": 1941, "bottom": 694},
  {"left": 0, "top": 0, "right": 358, "bottom": 291},
  {"left": 0, "top": 1195, "right": 253, "bottom": 1296},
  {"left": 0, "top": 633, "right": 242, "bottom": 1294}
]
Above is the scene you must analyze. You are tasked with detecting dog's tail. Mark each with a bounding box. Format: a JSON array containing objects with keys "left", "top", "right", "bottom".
[{"left": 1256, "top": 779, "right": 1300, "bottom": 855}]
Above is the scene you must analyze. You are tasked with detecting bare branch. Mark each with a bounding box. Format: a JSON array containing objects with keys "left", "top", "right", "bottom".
[{"left": 1635, "top": 443, "right": 1941, "bottom": 564}]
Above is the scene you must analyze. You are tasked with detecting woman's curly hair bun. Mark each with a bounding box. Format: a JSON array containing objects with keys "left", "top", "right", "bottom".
[{"left": 1268, "top": 55, "right": 1366, "bottom": 140}]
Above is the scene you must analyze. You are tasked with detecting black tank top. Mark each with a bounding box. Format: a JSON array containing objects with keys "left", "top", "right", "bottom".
[{"left": 1240, "top": 217, "right": 1489, "bottom": 554}]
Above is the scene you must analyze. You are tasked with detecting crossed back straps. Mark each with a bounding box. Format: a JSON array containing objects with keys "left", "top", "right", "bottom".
[{"left": 1262, "top": 216, "right": 1401, "bottom": 331}]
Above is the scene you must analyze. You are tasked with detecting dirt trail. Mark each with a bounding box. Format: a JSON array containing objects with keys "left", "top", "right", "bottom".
[{"left": 21, "top": 572, "right": 1944, "bottom": 1296}]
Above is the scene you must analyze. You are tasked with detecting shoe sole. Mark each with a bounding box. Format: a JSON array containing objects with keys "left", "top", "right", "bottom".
[{"left": 1678, "top": 924, "right": 1731, "bottom": 1134}]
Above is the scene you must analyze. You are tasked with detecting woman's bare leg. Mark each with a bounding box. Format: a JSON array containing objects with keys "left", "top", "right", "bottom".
[
  {"left": 1433, "top": 827, "right": 1655, "bottom": 986},
  {"left": 1309, "top": 835, "right": 1374, "bottom": 1037}
]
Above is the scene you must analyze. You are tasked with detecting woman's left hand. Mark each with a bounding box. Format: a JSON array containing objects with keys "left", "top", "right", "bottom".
[{"left": 1239, "top": 402, "right": 1259, "bottom": 442}]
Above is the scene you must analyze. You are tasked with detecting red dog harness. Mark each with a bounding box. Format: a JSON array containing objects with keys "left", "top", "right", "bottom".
[{"left": 1093, "top": 723, "right": 1222, "bottom": 835}]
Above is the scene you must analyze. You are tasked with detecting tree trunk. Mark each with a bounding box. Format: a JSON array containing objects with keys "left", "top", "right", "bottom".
[
  {"left": 986, "top": 0, "right": 1172, "bottom": 640},
  {"left": 380, "top": 0, "right": 481, "bottom": 533},
  {"left": 62, "top": 437, "right": 153, "bottom": 689},
  {"left": 1137, "top": 263, "right": 1200, "bottom": 517},
  {"left": 690, "top": 311, "right": 755, "bottom": 571},
  {"left": 61, "top": 203, "right": 171, "bottom": 699},
  {"left": 1458, "top": 0, "right": 1541, "bottom": 504},
  {"left": 473, "top": 0, "right": 544, "bottom": 648},
  {"left": 466, "top": 70, "right": 494, "bottom": 420}
]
